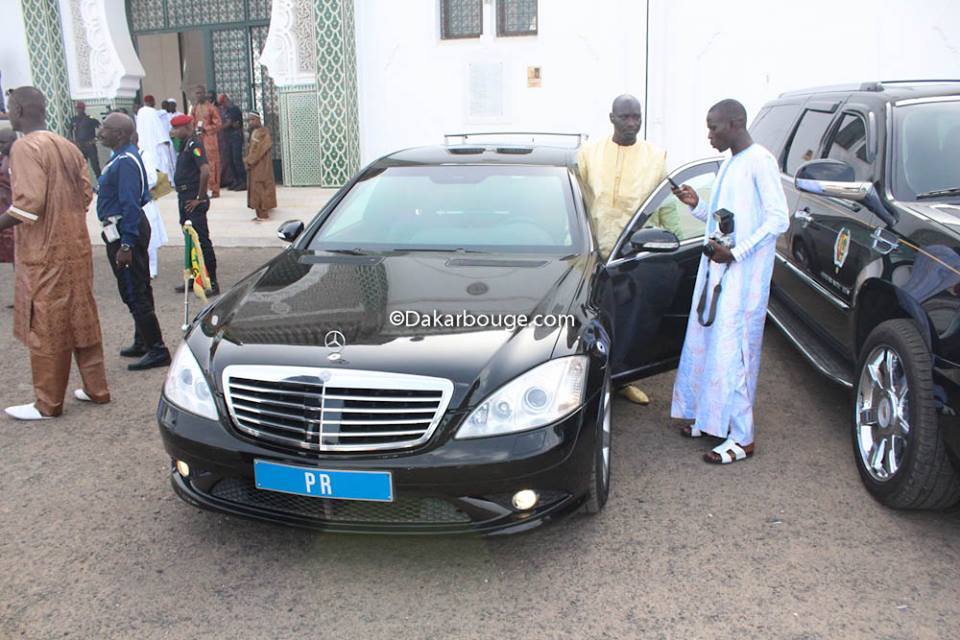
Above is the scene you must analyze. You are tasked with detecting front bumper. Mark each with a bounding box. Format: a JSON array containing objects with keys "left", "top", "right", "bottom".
[{"left": 157, "top": 390, "right": 602, "bottom": 536}]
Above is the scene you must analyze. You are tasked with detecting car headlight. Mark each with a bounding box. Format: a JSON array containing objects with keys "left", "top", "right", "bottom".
[
  {"left": 163, "top": 343, "right": 218, "bottom": 421},
  {"left": 456, "top": 356, "right": 588, "bottom": 439}
]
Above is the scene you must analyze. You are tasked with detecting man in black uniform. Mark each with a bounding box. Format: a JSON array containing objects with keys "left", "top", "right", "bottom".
[
  {"left": 95, "top": 113, "right": 171, "bottom": 370},
  {"left": 71, "top": 100, "right": 101, "bottom": 177},
  {"left": 170, "top": 113, "right": 219, "bottom": 294},
  {"left": 221, "top": 94, "right": 246, "bottom": 191}
]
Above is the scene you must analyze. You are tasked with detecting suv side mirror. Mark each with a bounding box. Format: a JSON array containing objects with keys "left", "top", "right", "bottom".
[
  {"left": 627, "top": 228, "right": 680, "bottom": 254},
  {"left": 795, "top": 159, "right": 898, "bottom": 227},
  {"left": 277, "top": 220, "right": 305, "bottom": 243},
  {"left": 795, "top": 160, "right": 871, "bottom": 201}
]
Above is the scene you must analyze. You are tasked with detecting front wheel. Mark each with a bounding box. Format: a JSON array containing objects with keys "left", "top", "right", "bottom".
[
  {"left": 584, "top": 373, "right": 612, "bottom": 514},
  {"left": 853, "top": 319, "right": 960, "bottom": 509}
]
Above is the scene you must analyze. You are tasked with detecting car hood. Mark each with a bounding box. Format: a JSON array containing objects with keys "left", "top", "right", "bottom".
[
  {"left": 901, "top": 201, "right": 960, "bottom": 239},
  {"left": 196, "top": 249, "right": 589, "bottom": 393}
]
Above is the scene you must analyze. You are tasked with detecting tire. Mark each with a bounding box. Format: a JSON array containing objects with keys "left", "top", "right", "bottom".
[
  {"left": 853, "top": 319, "right": 960, "bottom": 509},
  {"left": 584, "top": 373, "right": 612, "bottom": 514}
]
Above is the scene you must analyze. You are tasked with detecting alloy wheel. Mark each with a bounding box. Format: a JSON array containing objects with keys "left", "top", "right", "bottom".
[
  {"left": 855, "top": 345, "right": 910, "bottom": 482},
  {"left": 600, "top": 382, "right": 611, "bottom": 487}
]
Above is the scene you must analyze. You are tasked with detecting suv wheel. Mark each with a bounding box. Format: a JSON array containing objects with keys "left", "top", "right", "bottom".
[
  {"left": 584, "top": 373, "right": 612, "bottom": 514},
  {"left": 853, "top": 320, "right": 960, "bottom": 509}
]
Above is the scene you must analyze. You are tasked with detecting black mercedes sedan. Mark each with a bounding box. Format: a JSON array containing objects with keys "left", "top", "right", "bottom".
[{"left": 157, "top": 139, "right": 722, "bottom": 534}]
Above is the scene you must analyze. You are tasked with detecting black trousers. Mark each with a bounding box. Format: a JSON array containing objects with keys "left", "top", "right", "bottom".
[
  {"left": 178, "top": 194, "right": 218, "bottom": 284},
  {"left": 104, "top": 215, "right": 164, "bottom": 348},
  {"left": 81, "top": 142, "right": 101, "bottom": 177},
  {"left": 226, "top": 131, "right": 246, "bottom": 186}
]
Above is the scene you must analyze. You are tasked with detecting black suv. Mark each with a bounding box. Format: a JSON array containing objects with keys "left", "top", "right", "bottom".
[{"left": 751, "top": 80, "right": 960, "bottom": 509}]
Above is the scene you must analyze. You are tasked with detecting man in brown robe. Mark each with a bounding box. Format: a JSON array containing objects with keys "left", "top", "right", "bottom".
[
  {"left": 244, "top": 112, "right": 276, "bottom": 221},
  {"left": 0, "top": 87, "right": 110, "bottom": 420},
  {"left": 189, "top": 85, "right": 222, "bottom": 198}
]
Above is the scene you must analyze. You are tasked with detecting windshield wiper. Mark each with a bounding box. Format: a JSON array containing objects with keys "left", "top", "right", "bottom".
[
  {"left": 390, "top": 247, "right": 487, "bottom": 254},
  {"left": 323, "top": 247, "right": 369, "bottom": 255},
  {"left": 917, "top": 187, "right": 960, "bottom": 200}
]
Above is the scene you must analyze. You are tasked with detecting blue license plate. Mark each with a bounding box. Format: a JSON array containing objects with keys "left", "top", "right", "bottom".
[{"left": 253, "top": 460, "right": 393, "bottom": 502}]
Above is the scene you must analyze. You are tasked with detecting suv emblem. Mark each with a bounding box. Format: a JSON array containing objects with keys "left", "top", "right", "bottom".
[
  {"left": 833, "top": 228, "right": 851, "bottom": 272},
  {"left": 325, "top": 330, "right": 346, "bottom": 349}
]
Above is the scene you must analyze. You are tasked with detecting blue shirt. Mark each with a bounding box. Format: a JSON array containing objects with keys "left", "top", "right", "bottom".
[{"left": 96, "top": 143, "right": 150, "bottom": 246}]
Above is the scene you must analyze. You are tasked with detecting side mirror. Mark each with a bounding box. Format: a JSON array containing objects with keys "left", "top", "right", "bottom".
[
  {"left": 277, "top": 220, "right": 304, "bottom": 243},
  {"left": 795, "top": 160, "right": 871, "bottom": 201},
  {"left": 628, "top": 228, "right": 680, "bottom": 254},
  {"left": 795, "top": 159, "right": 898, "bottom": 227}
]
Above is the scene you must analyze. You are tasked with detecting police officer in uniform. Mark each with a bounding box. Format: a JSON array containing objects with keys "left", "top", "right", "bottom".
[
  {"left": 95, "top": 113, "right": 171, "bottom": 370},
  {"left": 169, "top": 114, "right": 219, "bottom": 294}
]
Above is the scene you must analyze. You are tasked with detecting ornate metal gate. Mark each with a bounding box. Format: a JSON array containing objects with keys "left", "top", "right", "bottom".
[{"left": 126, "top": 0, "right": 282, "bottom": 170}]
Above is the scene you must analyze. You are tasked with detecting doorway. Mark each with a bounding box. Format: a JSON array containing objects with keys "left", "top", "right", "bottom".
[{"left": 126, "top": 0, "right": 282, "bottom": 182}]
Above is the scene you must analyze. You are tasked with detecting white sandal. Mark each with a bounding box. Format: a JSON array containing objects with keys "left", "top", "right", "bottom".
[{"left": 704, "top": 438, "right": 754, "bottom": 464}]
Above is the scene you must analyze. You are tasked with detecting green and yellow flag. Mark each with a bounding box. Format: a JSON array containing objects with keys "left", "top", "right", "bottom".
[{"left": 183, "top": 223, "right": 212, "bottom": 301}]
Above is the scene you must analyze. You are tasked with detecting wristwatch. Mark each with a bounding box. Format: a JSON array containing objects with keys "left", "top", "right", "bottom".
[{"left": 119, "top": 243, "right": 132, "bottom": 252}]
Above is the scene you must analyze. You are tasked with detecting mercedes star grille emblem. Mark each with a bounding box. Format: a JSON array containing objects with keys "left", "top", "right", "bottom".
[{"left": 324, "top": 330, "right": 346, "bottom": 350}]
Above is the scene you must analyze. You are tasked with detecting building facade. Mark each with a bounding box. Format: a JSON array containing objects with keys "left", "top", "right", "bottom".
[{"left": 3, "top": 0, "right": 959, "bottom": 187}]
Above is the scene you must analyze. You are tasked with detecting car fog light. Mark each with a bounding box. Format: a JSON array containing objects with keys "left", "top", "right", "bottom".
[
  {"left": 511, "top": 489, "right": 539, "bottom": 511},
  {"left": 175, "top": 460, "right": 190, "bottom": 477}
]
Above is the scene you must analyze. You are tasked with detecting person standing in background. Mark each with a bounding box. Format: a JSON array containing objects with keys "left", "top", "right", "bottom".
[
  {"left": 70, "top": 100, "right": 101, "bottom": 177},
  {"left": 131, "top": 131, "right": 168, "bottom": 279},
  {"left": 221, "top": 95, "right": 246, "bottom": 191},
  {"left": 244, "top": 112, "right": 276, "bottom": 221},
  {"left": 190, "top": 86, "right": 222, "bottom": 198},
  {"left": 136, "top": 95, "right": 175, "bottom": 183},
  {"left": 170, "top": 114, "right": 219, "bottom": 295}
]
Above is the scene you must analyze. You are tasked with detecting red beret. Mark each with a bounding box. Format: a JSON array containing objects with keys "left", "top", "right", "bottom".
[{"left": 170, "top": 114, "right": 193, "bottom": 127}]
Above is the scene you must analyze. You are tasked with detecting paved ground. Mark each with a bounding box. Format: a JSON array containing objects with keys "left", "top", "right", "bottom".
[
  {"left": 0, "top": 247, "right": 958, "bottom": 640},
  {"left": 85, "top": 186, "right": 337, "bottom": 248}
]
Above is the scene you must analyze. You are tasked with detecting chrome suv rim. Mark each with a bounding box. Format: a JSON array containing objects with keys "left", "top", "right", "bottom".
[
  {"left": 855, "top": 345, "right": 910, "bottom": 482},
  {"left": 601, "top": 382, "right": 611, "bottom": 486}
]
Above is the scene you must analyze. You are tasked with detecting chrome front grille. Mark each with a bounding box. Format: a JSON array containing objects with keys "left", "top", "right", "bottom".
[{"left": 222, "top": 366, "right": 454, "bottom": 453}]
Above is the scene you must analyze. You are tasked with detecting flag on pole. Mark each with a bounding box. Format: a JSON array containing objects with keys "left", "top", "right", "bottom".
[{"left": 183, "top": 222, "right": 212, "bottom": 302}]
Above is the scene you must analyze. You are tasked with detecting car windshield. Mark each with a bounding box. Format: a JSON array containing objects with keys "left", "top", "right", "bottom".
[
  {"left": 307, "top": 165, "right": 581, "bottom": 253},
  {"left": 892, "top": 100, "right": 960, "bottom": 201}
]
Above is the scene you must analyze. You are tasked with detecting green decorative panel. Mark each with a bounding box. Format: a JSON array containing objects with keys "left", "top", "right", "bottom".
[
  {"left": 20, "top": 0, "right": 73, "bottom": 136},
  {"left": 441, "top": 0, "right": 482, "bottom": 39},
  {"left": 315, "top": 0, "right": 360, "bottom": 187},
  {"left": 127, "top": 0, "right": 271, "bottom": 33},
  {"left": 212, "top": 28, "right": 252, "bottom": 110},
  {"left": 249, "top": 0, "right": 273, "bottom": 21},
  {"left": 128, "top": 0, "right": 166, "bottom": 32},
  {"left": 168, "top": 2, "right": 233, "bottom": 28},
  {"left": 280, "top": 86, "right": 322, "bottom": 186},
  {"left": 497, "top": 0, "right": 538, "bottom": 36}
]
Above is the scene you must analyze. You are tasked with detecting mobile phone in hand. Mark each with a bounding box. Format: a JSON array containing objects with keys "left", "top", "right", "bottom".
[{"left": 667, "top": 176, "right": 680, "bottom": 190}]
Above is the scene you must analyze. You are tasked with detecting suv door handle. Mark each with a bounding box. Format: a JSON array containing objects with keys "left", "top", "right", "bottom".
[{"left": 795, "top": 207, "right": 813, "bottom": 224}]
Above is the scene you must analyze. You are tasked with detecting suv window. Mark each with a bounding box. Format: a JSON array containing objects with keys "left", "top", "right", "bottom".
[
  {"left": 784, "top": 109, "right": 836, "bottom": 175},
  {"left": 825, "top": 113, "right": 872, "bottom": 181},
  {"left": 749, "top": 104, "right": 801, "bottom": 157},
  {"left": 892, "top": 100, "right": 960, "bottom": 200}
]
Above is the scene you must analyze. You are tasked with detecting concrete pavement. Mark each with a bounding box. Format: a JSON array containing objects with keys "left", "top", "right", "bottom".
[
  {"left": 86, "top": 185, "right": 337, "bottom": 248},
  {"left": 1, "top": 247, "right": 959, "bottom": 639}
]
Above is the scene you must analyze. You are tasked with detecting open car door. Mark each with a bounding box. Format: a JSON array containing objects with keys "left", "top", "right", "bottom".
[{"left": 602, "top": 158, "right": 722, "bottom": 385}]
